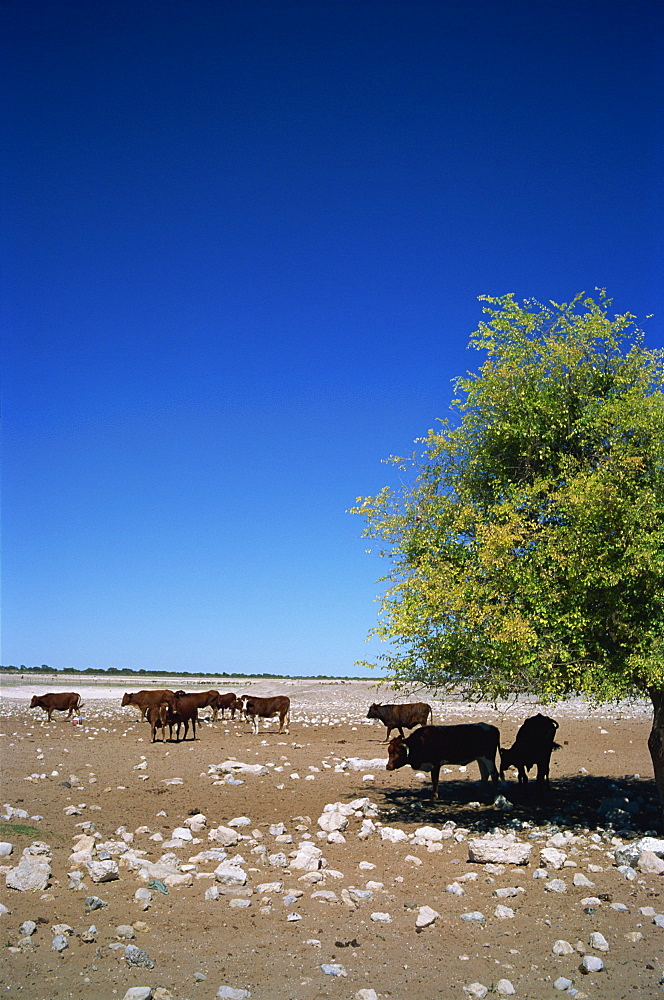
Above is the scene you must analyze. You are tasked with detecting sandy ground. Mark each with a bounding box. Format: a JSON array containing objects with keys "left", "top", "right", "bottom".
[{"left": 1, "top": 677, "right": 662, "bottom": 1000}]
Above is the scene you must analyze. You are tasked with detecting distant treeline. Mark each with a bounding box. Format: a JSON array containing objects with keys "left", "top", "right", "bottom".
[{"left": 0, "top": 664, "right": 364, "bottom": 680}]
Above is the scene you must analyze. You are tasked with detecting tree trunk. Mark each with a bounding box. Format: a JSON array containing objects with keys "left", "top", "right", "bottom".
[{"left": 648, "top": 687, "right": 664, "bottom": 828}]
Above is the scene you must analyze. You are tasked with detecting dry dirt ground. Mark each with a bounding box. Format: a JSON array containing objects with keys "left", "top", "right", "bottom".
[{"left": 1, "top": 677, "right": 662, "bottom": 1000}]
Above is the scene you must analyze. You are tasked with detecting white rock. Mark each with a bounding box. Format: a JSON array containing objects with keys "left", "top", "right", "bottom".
[
  {"left": 495, "top": 980, "right": 515, "bottom": 996},
  {"left": 370, "top": 912, "right": 391, "bottom": 922},
  {"left": 540, "top": 848, "right": 567, "bottom": 869},
  {"left": 318, "top": 810, "right": 348, "bottom": 834},
  {"left": 122, "top": 989, "right": 152, "bottom": 1000},
  {"left": 463, "top": 984, "right": 488, "bottom": 998},
  {"left": 446, "top": 882, "right": 465, "bottom": 895},
  {"left": 343, "top": 758, "right": 386, "bottom": 771},
  {"left": 86, "top": 859, "right": 119, "bottom": 883},
  {"left": 0, "top": 843, "right": 13, "bottom": 857},
  {"left": 544, "top": 879, "right": 567, "bottom": 893},
  {"left": 379, "top": 827, "right": 408, "bottom": 844},
  {"left": 638, "top": 850, "right": 664, "bottom": 874},
  {"left": 573, "top": 873, "right": 595, "bottom": 888},
  {"left": 171, "top": 827, "right": 193, "bottom": 842},
  {"left": 5, "top": 856, "right": 51, "bottom": 891},
  {"left": 552, "top": 940, "right": 575, "bottom": 955},
  {"left": 589, "top": 931, "right": 609, "bottom": 951},
  {"left": 209, "top": 826, "right": 240, "bottom": 847},
  {"left": 494, "top": 905, "right": 515, "bottom": 919},
  {"left": 216, "top": 988, "right": 251, "bottom": 999},
  {"left": 412, "top": 826, "right": 443, "bottom": 844},
  {"left": 553, "top": 977, "right": 574, "bottom": 991},
  {"left": 580, "top": 955, "right": 604, "bottom": 973},
  {"left": 460, "top": 911, "right": 485, "bottom": 924},
  {"left": 415, "top": 905, "right": 439, "bottom": 927},
  {"left": 214, "top": 864, "right": 247, "bottom": 886},
  {"left": 467, "top": 837, "right": 531, "bottom": 865},
  {"left": 321, "top": 963, "right": 347, "bottom": 976},
  {"left": 355, "top": 991, "right": 379, "bottom": 1000}
]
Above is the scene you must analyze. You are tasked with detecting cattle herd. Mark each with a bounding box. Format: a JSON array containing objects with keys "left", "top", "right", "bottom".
[{"left": 28, "top": 690, "right": 560, "bottom": 801}]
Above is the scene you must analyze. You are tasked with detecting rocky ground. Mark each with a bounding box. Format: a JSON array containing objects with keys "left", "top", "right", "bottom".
[{"left": 1, "top": 676, "right": 663, "bottom": 1000}]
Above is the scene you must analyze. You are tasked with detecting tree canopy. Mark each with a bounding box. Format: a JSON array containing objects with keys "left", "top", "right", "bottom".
[{"left": 352, "top": 292, "right": 664, "bottom": 705}]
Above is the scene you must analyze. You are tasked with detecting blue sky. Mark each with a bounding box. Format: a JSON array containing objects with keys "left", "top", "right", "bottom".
[{"left": 2, "top": 0, "right": 662, "bottom": 675}]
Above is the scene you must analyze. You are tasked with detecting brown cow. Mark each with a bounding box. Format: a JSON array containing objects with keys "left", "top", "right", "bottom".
[
  {"left": 239, "top": 695, "right": 290, "bottom": 734},
  {"left": 168, "top": 693, "right": 200, "bottom": 741},
  {"left": 121, "top": 690, "right": 175, "bottom": 721},
  {"left": 147, "top": 701, "right": 173, "bottom": 743},
  {"left": 173, "top": 689, "right": 220, "bottom": 721},
  {"left": 30, "top": 692, "right": 82, "bottom": 722},
  {"left": 209, "top": 691, "right": 237, "bottom": 721},
  {"left": 367, "top": 702, "right": 432, "bottom": 741}
]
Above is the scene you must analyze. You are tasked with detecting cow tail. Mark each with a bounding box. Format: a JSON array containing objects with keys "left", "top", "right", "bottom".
[{"left": 75, "top": 695, "right": 83, "bottom": 710}]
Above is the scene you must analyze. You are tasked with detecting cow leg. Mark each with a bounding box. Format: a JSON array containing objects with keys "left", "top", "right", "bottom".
[
  {"left": 518, "top": 765, "right": 528, "bottom": 785},
  {"left": 252, "top": 716, "right": 259, "bottom": 735},
  {"left": 192, "top": 716, "right": 197, "bottom": 740},
  {"left": 430, "top": 764, "right": 441, "bottom": 799},
  {"left": 47, "top": 710, "right": 53, "bottom": 722},
  {"left": 280, "top": 710, "right": 290, "bottom": 734}
]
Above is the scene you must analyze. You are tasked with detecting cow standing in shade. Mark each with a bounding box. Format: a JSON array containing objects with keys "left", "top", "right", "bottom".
[
  {"left": 367, "top": 702, "right": 432, "bottom": 741},
  {"left": 499, "top": 713, "right": 560, "bottom": 786},
  {"left": 386, "top": 723, "right": 500, "bottom": 799}
]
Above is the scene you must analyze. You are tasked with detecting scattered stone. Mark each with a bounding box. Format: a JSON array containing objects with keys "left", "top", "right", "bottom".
[
  {"left": 553, "top": 940, "right": 575, "bottom": 956},
  {"left": 86, "top": 858, "right": 119, "bottom": 883},
  {"left": 116, "top": 924, "right": 136, "bottom": 940},
  {"left": 495, "top": 980, "right": 515, "bottom": 996},
  {"left": 544, "top": 879, "right": 568, "bottom": 893},
  {"left": 81, "top": 925, "right": 97, "bottom": 942},
  {"left": 122, "top": 989, "right": 152, "bottom": 1000},
  {"left": 0, "top": 843, "right": 13, "bottom": 857},
  {"left": 355, "top": 991, "right": 379, "bottom": 1000},
  {"left": 51, "top": 934, "right": 68, "bottom": 951},
  {"left": 321, "top": 963, "right": 347, "bottom": 976},
  {"left": 379, "top": 827, "right": 408, "bottom": 844},
  {"left": 580, "top": 955, "right": 604, "bottom": 973},
  {"left": 553, "top": 977, "right": 574, "bottom": 991},
  {"left": 216, "top": 988, "right": 251, "bottom": 999},
  {"left": 589, "top": 931, "right": 609, "bottom": 952},
  {"left": 370, "top": 912, "right": 391, "bottom": 922},
  {"left": 19, "top": 920, "right": 37, "bottom": 936},
  {"left": 460, "top": 911, "right": 485, "bottom": 925},
  {"left": 415, "top": 905, "right": 439, "bottom": 928},
  {"left": 494, "top": 904, "right": 515, "bottom": 919},
  {"left": 463, "top": 984, "right": 488, "bottom": 998},
  {"left": 5, "top": 853, "right": 51, "bottom": 891},
  {"left": 124, "top": 944, "right": 154, "bottom": 969},
  {"left": 85, "top": 895, "right": 107, "bottom": 910},
  {"left": 467, "top": 836, "right": 531, "bottom": 865}
]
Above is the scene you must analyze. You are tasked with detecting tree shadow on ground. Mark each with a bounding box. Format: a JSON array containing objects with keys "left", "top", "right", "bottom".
[{"left": 373, "top": 773, "right": 661, "bottom": 837}]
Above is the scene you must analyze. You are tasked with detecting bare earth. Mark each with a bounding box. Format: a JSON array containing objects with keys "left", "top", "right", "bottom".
[{"left": 1, "top": 676, "right": 662, "bottom": 1000}]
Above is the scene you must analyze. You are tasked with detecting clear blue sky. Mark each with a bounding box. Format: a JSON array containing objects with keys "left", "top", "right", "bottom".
[{"left": 2, "top": 1, "right": 662, "bottom": 675}]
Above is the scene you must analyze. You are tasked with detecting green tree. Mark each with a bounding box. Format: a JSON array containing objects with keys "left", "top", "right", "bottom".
[{"left": 352, "top": 292, "right": 664, "bottom": 810}]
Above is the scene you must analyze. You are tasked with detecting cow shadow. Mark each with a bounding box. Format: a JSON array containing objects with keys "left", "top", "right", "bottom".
[{"left": 373, "top": 773, "right": 661, "bottom": 836}]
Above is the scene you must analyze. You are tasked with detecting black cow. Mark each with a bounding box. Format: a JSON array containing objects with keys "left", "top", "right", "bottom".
[
  {"left": 499, "top": 713, "right": 560, "bottom": 786},
  {"left": 367, "top": 702, "right": 432, "bottom": 741},
  {"left": 386, "top": 723, "right": 500, "bottom": 799}
]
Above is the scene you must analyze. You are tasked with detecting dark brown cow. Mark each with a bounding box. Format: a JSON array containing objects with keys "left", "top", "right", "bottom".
[
  {"left": 367, "top": 702, "right": 432, "bottom": 741},
  {"left": 386, "top": 723, "right": 500, "bottom": 799},
  {"left": 168, "top": 693, "right": 200, "bottom": 741},
  {"left": 499, "top": 714, "right": 560, "bottom": 786},
  {"left": 147, "top": 701, "right": 173, "bottom": 743},
  {"left": 173, "top": 689, "right": 220, "bottom": 720},
  {"left": 29, "top": 692, "right": 82, "bottom": 722},
  {"left": 209, "top": 691, "right": 237, "bottom": 721},
  {"left": 240, "top": 695, "right": 290, "bottom": 734},
  {"left": 121, "top": 690, "right": 175, "bottom": 721}
]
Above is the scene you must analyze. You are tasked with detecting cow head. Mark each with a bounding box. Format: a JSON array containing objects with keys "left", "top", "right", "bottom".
[
  {"left": 386, "top": 735, "right": 408, "bottom": 771},
  {"left": 499, "top": 747, "right": 515, "bottom": 778},
  {"left": 174, "top": 690, "right": 186, "bottom": 697},
  {"left": 29, "top": 695, "right": 40, "bottom": 708},
  {"left": 121, "top": 693, "right": 133, "bottom": 706},
  {"left": 366, "top": 703, "right": 380, "bottom": 720}
]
